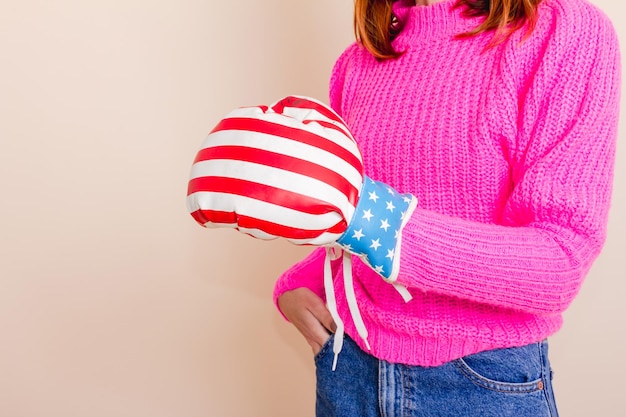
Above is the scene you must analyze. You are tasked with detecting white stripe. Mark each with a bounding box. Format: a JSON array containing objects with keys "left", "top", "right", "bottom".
[
  {"left": 277, "top": 107, "right": 354, "bottom": 142},
  {"left": 287, "top": 232, "right": 344, "bottom": 246},
  {"left": 232, "top": 227, "right": 278, "bottom": 241},
  {"left": 270, "top": 95, "right": 347, "bottom": 127},
  {"left": 234, "top": 227, "right": 343, "bottom": 246},
  {"left": 193, "top": 133, "right": 363, "bottom": 193},
  {"left": 187, "top": 191, "right": 346, "bottom": 236},
  {"left": 207, "top": 223, "right": 344, "bottom": 246},
  {"left": 216, "top": 107, "right": 362, "bottom": 162},
  {"left": 189, "top": 159, "right": 358, "bottom": 220},
  {"left": 205, "top": 223, "right": 279, "bottom": 241}
]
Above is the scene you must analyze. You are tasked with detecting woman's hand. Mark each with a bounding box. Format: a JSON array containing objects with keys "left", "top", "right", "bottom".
[{"left": 278, "top": 288, "right": 337, "bottom": 355}]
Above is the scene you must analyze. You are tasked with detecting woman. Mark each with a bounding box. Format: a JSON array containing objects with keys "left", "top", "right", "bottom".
[{"left": 275, "top": 0, "right": 621, "bottom": 416}]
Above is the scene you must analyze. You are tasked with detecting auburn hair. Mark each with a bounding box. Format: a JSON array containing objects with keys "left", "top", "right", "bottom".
[{"left": 354, "top": 0, "right": 542, "bottom": 60}]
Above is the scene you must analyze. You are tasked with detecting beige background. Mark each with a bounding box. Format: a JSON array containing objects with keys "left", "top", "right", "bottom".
[{"left": 0, "top": 1, "right": 623, "bottom": 416}]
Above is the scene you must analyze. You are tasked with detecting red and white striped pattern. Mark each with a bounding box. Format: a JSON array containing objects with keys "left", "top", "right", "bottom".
[{"left": 186, "top": 96, "right": 364, "bottom": 245}]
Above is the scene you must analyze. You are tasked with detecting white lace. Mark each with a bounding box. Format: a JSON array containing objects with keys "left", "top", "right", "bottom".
[{"left": 323, "top": 247, "right": 412, "bottom": 371}]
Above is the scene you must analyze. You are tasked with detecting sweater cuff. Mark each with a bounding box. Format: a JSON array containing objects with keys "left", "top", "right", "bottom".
[{"left": 273, "top": 247, "right": 327, "bottom": 321}]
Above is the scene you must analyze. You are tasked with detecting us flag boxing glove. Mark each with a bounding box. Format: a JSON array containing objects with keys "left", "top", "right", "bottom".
[{"left": 187, "top": 96, "right": 417, "bottom": 369}]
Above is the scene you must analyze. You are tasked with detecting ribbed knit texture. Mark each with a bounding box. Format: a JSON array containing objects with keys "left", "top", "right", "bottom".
[{"left": 274, "top": 0, "right": 621, "bottom": 366}]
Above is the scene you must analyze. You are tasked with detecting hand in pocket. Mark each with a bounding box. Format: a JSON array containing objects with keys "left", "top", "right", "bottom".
[{"left": 278, "top": 288, "right": 337, "bottom": 355}]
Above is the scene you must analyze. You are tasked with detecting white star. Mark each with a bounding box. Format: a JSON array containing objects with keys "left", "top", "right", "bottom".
[
  {"left": 352, "top": 228, "right": 365, "bottom": 241},
  {"left": 386, "top": 186, "right": 396, "bottom": 195},
  {"left": 394, "top": 229, "right": 400, "bottom": 239},
  {"left": 401, "top": 210, "right": 406, "bottom": 220},
  {"left": 368, "top": 191, "right": 379, "bottom": 202},
  {"left": 386, "top": 248, "right": 395, "bottom": 260},
  {"left": 374, "top": 265, "right": 384, "bottom": 274},
  {"left": 386, "top": 201, "right": 395, "bottom": 212},
  {"left": 370, "top": 239, "right": 381, "bottom": 250},
  {"left": 362, "top": 209, "right": 374, "bottom": 221},
  {"left": 380, "top": 219, "right": 390, "bottom": 231},
  {"left": 342, "top": 243, "right": 353, "bottom": 251},
  {"left": 403, "top": 195, "right": 412, "bottom": 203}
]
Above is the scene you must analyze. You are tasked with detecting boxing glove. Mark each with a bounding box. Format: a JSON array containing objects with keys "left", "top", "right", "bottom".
[{"left": 187, "top": 96, "right": 417, "bottom": 368}]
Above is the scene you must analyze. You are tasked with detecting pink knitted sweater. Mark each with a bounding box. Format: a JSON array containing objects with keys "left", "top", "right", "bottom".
[{"left": 274, "top": 0, "right": 621, "bottom": 366}]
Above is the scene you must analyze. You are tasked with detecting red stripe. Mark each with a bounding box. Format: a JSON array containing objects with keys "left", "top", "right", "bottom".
[
  {"left": 190, "top": 209, "right": 347, "bottom": 239},
  {"left": 209, "top": 118, "right": 363, "bottom": 174},
  {"left": 188, "top": 176, "right": 345, "bottom": 216},
  {"left": 193, "top": 146, "right": 359, "bottom": 202},
  {"left": 190, "top": 208, "right": 236, "bottom": 226},
  {"left": 302, "top": 119, "right": 353, "bottom": 139},
  {"left": 273, "top": 97, "right": 355, "bottom": 139},
  {"left": 270, "top": 96, "right": 345, "bottom": 126}
]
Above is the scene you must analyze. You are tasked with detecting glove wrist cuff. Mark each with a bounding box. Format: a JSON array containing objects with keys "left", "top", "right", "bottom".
[{"left": 336, "top": 176, "right": 417, "bottom": 282}]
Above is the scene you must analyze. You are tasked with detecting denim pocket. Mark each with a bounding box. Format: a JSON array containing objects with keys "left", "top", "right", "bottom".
[
  {"left": 453, "top": 343, "right": 545, "bottom": 394},
  {"left": 314, "top": 334, "right": 335, "bottom": 363}
]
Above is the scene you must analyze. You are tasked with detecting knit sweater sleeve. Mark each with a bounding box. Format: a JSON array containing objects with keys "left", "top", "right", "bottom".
[
  {"left": 272, "top": 247, "right": 327, "bottom": 315},
  {"left": 395, "top": 6, "right": 621, "bottom": 314}
]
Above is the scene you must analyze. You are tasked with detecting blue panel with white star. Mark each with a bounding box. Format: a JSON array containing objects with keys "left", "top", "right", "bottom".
[{"left": 336, "top": 176, "right": 416, "bottom": 281}]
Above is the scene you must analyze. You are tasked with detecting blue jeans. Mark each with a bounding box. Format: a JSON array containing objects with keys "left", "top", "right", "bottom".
[{"left": 315, "top": 335, "right": 559, "bottom": 417}]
